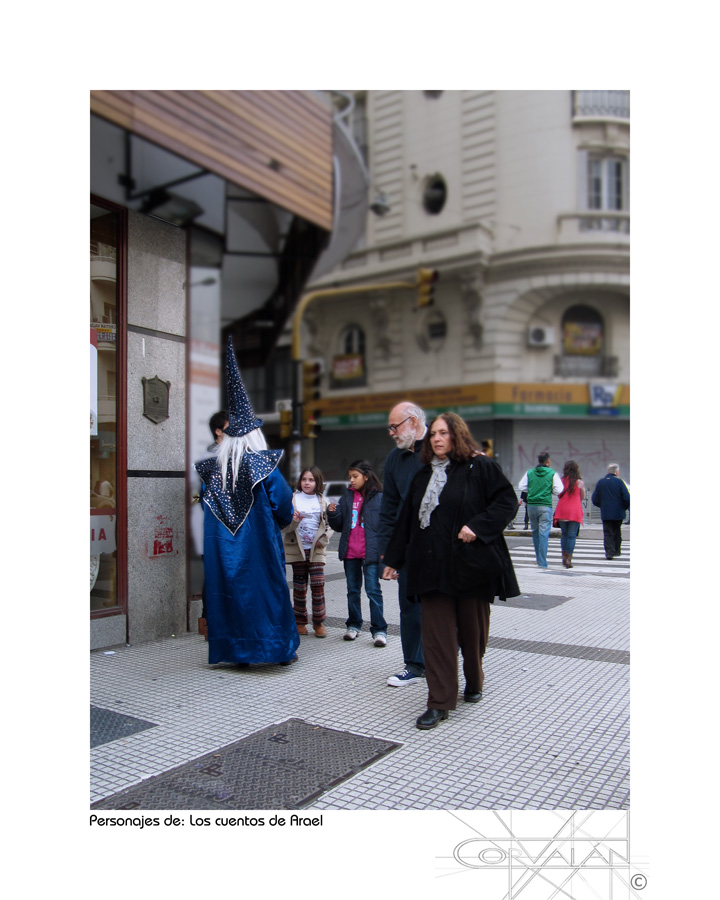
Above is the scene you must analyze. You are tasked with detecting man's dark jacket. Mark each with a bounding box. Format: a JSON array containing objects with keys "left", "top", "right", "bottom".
[
  {"left": 591, "top": 474, "right": 630, "bottom": 521},
  {"left": 377, "top": 438, "right": 425, "bottom": 559},
  {"left": 384, "top": 455, "right": 520, "bottom": 602}
]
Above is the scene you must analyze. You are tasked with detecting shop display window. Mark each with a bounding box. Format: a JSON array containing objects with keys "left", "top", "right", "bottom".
[{"left": 90, "top": 204, "right": 121, "bottom": 612}]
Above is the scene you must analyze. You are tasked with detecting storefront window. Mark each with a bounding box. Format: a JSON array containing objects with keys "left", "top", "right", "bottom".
[{"left": 91, "top": 204, "right": 120, "bottom": 611}]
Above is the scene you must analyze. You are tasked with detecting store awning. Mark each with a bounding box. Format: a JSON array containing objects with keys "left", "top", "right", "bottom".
[{"left": 90, "top": 90, "right": 333, "bottom": 231}]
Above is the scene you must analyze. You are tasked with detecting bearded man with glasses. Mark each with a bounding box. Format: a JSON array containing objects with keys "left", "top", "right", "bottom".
[{"left": 377, "top": 401, "right": 428, "bottom": 687}]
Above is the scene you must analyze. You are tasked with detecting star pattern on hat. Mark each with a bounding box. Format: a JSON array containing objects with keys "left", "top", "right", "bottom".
[{"left": 225, "top": 336, "right": 263, "bottom": 437}]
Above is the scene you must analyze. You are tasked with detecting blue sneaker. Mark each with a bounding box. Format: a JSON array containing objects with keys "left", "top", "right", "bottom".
[{"left": 387, "top": 668, "right": 424, "bottom": 687}]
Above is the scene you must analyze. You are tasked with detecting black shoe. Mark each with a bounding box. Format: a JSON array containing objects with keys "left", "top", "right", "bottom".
[
  {"left": 463, "top": 689, "right": 483, "bottom": 703},
  {"left": 416, "top": 708, "right": 448, "bottom": 730},
  {"left": 236, "top": 662, "right": 250, "bottom": 669},
  {"left": 280, "top": 654, "right": 298, "bottom": 667}
]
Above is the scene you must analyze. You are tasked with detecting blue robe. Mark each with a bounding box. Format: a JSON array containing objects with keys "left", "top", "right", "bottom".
[{"left": 197, "top": 456, "right": 298, "bottom": 665}]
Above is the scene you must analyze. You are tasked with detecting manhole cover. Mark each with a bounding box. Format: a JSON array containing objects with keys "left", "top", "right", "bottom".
[
  {"left": 91, "top": 718, "right": 401, "bottom": 810},
  {"left": 505, "top": 594, "right": 572, "bottom": 610},
  {"left": 91, "top": 706, "right": 158, "bottom": 749}
]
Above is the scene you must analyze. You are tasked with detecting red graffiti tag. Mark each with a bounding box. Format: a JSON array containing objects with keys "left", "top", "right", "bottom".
[{"left": 150, "top": 515, "right": 175, "bottom": 557}]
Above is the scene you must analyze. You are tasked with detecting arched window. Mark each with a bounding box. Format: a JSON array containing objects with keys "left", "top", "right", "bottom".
[
  {"left": 331, "top": 324, "right": 367, "bottom": 388},
  {"left": 340, "top": 324, "right": 365, "bottom": 356},
  {"left": 557, "top": 305, "right": 605, "bottom": 376}
]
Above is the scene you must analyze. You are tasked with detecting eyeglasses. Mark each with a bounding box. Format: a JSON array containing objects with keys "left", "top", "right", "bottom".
[{"left": 388, "top": 416, "right": 413, "bottom": 434}]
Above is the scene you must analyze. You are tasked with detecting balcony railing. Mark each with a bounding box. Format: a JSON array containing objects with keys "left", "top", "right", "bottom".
[
  {"left": 557, "top": 212, "right": 630, "bottom": 241},
  {"left": 573, "top": 90, "right": 629, "bottom": 120},
  {"left": 579, "top": 214, "right": 629, "bottom": 234},
  {"left": 554, "top": 354, "right": 619, "bottom": 378},
  {"left": 90, "top": 241, "right": 117, "bottom": 259}
]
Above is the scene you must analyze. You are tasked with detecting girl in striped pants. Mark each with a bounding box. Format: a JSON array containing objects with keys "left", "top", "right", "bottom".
[{"left": 283, "top": 467, "right": 333, "bottom": 637}]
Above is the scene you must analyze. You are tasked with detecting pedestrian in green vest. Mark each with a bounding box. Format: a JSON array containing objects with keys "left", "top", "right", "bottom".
[{"left": 517, "top": 453, "right": 563, "bottom": 567}]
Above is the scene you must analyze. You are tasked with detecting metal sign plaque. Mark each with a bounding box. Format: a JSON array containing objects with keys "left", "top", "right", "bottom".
[{"left": 141, "top": 376, "right": 170, "bottom": 424}]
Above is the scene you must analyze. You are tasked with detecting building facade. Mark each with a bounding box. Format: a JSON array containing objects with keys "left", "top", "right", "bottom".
[{"left": 302, "top": 90, "right": 630, "bottom": 488}]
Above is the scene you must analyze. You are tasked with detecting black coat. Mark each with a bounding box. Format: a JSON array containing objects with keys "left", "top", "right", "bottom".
[
  {"left": 384, "top": 456, "right": 520, "bottom": 602},
  {"left": 377, "top": 438, "right": 425, "bottom": 558},
  {"left": 327, "top": 487, "right": 383, "bottom": 563}
]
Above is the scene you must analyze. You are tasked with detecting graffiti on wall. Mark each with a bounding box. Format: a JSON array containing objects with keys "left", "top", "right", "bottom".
[{"left": 516, "top": 439, "right": 630, "bottom": 488}]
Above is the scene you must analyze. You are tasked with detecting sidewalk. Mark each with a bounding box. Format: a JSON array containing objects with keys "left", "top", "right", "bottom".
[{"left": 90, "top": 547, "right": 629, "bottom": 810}]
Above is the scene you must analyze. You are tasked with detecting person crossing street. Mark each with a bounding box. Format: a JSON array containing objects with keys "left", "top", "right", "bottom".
[
  {"left": 592, "top": 464, "right": 630, "bottom": 560},
  {"left": 517, "top": 452, "right": 563, "bottom": 568}
]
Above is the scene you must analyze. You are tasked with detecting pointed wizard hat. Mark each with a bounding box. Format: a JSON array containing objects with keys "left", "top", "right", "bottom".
[
  {"left": 194, "top": 335, "right": 282, "bottom": 534},
  {"left": 224, "top": 335, "right": 263, "bottom": 437}
]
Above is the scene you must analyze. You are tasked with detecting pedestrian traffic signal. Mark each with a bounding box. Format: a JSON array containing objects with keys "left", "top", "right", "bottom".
[
  {"left": 302, "top": 360, "right": 322, "bottom": 402},
  {"left": 279, "top": 408, "right": 292, "bottom": 439},
  {"left": 417, "top": 268, "right": 439, "bottom": 308}
]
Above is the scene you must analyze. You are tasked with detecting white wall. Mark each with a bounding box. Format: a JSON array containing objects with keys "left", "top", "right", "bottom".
[{"left": 494, "top": 91, "right": 577, "bottom": 252}]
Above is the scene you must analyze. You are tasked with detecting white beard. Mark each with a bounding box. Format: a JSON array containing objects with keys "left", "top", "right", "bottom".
[{"left": 395, "top": 429, "right": 417, "bottom": 451}]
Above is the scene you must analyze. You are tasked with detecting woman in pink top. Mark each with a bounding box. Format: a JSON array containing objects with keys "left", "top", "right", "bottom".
[{"left": 554, "top": 460, "right": 586, "bottom": 568}]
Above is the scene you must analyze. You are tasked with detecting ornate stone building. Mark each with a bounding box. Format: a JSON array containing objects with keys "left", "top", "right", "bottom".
[{"left": 302, "top": 90, "right": 630, "bottom": 488}]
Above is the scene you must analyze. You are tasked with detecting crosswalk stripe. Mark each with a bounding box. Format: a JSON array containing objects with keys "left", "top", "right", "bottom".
[{"left": 509, "top": 540, "right": 630, "bottom": 572}]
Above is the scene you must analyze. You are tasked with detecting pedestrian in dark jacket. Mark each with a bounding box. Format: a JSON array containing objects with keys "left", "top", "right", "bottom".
[
  {"left": 377, "top": 401, "right": 428, "bottom": 687},
  {"left": 591, "top": 464, "right": 630, "bottom": 559},
  {"left": 383, "top": 413, "right": 520, "bottom": 731},
  {"left": 328, "top": 460, "right": 388, "bottom": 646}
]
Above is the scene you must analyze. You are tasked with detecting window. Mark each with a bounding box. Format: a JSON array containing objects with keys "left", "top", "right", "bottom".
[
  {"left": 563, "top": 305, "right": 603, "bottom": 356},
  {"left": 579, "top": 154, "right": 629, "bottom": 233},
  {"left": 416, "top": 310, "right": 448, "bottom": 352},
  {"left": 555, "top": 304, "right": 608, "bottom": 377},
  {"left": 588, "top": 157, "right": 628, "bottom": 211},
  {"left": 340, "top": 324, "right": 365, "bottom": 356},
  {"left": 91, "top": 203, "right": 121, "bottom": 613},
  {"left": 423, "top": 174, "right": 448, "bottom": 215},
  {"left": 331, "top": 325, "right": 366, "bottom": 388}
]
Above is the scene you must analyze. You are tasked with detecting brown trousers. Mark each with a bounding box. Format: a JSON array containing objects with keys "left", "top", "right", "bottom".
[{"left": 420, "top": 591, "right": 491, "bottom": 710}]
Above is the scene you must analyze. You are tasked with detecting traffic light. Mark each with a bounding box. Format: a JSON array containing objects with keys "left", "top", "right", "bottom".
[
  {"left": 417, "top": 268, "right": 439, "bottom": 308},
  {"left": 303, "top": 409, "right": 322, "bottom": 439},
  {"left": 279, "top": 408, "right": 292, "bottom": 439},
  {"left": 302, "top": 360, "right": 322, "bottom": 403}
]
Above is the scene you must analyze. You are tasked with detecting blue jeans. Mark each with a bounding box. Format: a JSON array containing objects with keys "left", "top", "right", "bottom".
[
  {"left": 529, "top": 506, "right": 552, "bottom": 567},
  {"left": 398, "top": 566, "right": 424, "bottom": 676},
  {"left": 559, "top": 520, "right": 580, "bottom": 555},
  {"left": 344, "top": 559, "right": 388, "bottom": 637}
]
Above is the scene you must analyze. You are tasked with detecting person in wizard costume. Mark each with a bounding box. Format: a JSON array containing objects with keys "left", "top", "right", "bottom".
[{"left": 195, "top": 337, "right": 299, "bottom": 666}]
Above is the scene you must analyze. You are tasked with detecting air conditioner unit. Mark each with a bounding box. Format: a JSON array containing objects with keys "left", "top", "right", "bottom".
[{"left": 527, "top": 326, "right": 554, "bottom": 348}]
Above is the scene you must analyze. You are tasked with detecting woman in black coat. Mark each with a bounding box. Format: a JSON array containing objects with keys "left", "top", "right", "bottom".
[{"left": 383, "top": 413, "right": 520, "bottom": 730}]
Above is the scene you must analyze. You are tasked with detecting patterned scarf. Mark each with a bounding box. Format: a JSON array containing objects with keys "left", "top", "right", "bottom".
[{"left": 419, "top": 456, "right": 451, "bottom": 529}]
